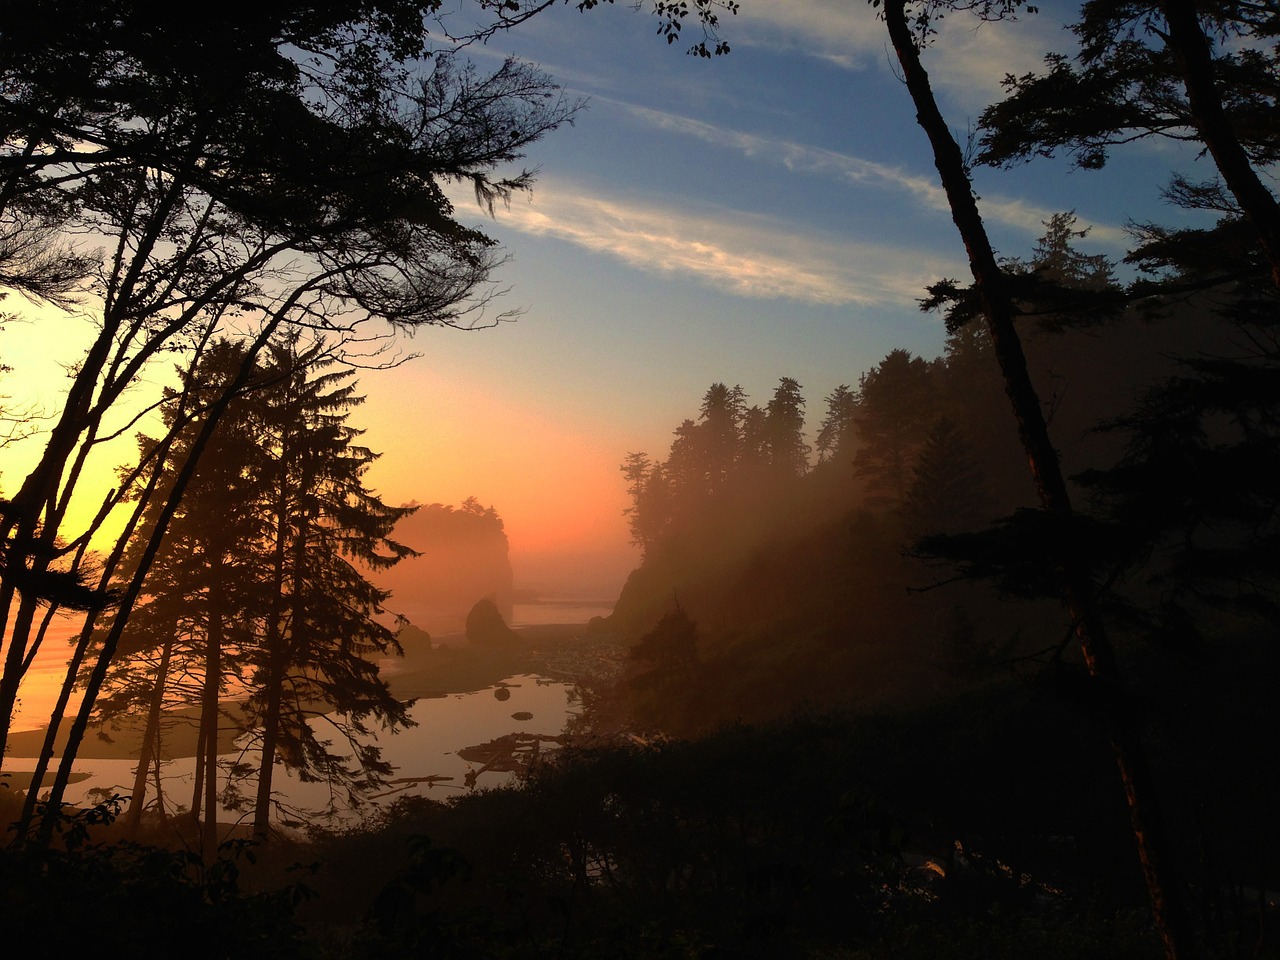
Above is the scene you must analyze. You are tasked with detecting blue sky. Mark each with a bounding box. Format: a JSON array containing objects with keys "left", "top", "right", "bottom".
[
  {"left": 0, "top": 2, "right": 1210, "bottom": 599},
  {"left": 351, "top": 1, "right": 1205, "bottom": 597}
]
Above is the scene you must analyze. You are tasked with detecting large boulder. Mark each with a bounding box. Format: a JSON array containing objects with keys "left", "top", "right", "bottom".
[
  {"left": 396, "top": 622, "right": 433, "bottom": 652},
  {"left": 466, "top": 598, "right": 521, "bottom": 647}
]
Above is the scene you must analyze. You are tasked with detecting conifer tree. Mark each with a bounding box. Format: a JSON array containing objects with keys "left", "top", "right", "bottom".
[
  {"left": 698, "top": 382, "right": 745, "bottom": 496},
  {"left": 763, "top": 377, "right": 809, "bottom": 477},
  {"left": 815, "top": 384, "right": 858, "bottom": 464},
  {"left": 900, "top": 417, "right": 988, "bottom": 538},
  {"left": 853, "top": 350, "right": 935, "bottom": 505},
  {"left": 242, "top": 339, "right": 416, "bottom": 838}
]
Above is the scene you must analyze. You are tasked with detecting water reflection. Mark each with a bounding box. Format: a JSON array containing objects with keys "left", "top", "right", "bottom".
[{"left": 5, "top": 674, "right": 576, "bottom": 825}]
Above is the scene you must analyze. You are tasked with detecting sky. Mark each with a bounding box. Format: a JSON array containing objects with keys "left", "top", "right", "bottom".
[{"left": 0, "top": 1, "right": 1209, "bottom": 600}]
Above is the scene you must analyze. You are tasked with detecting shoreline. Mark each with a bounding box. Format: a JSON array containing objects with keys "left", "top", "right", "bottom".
[{"left": 4, "top": 621, "right": 613, "bottom": 763}]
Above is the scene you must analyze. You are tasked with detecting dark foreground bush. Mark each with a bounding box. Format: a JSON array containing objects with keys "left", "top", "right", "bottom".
[{"left": 1, "top": 800, "right": 309, "bottom": 960}]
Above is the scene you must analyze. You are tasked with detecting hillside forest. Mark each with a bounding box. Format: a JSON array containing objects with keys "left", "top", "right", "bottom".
[{"left": 1, "top": 3, "right": 1279, "bottom": 960}]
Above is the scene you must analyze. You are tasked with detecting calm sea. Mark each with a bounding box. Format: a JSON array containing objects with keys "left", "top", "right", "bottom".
[
  {"left": 4, "top": 599, "right": 614, "bottom": 734},
  {"left": 509, "top": 599, "right": 614, "bottom": 627},
  {"left": 3, "top": 674, "right": 578, "bottom": 822},
  {"left": 2, "top": 599, "right": 613, "bottom": 823}
]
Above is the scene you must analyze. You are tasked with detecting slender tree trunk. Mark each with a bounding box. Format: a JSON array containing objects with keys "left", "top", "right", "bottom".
[
  {"left": 251, "top": 381, "right": 299, "bottom": 840},
  {"left": 0, "top": 319, "right": 136, "bottom": 761},
  {"left": 17, "top": 486, "right": 161, "bottom": 833},
  {"left": 15, "top": 322, "right": 220, "bottom": 835},
  {"left": 254, "top": 508, "right": 306, "bottom": 839},
  {"left": 123, "top": 635, "right": 175, "bottom": 836},
  {"left": 201, "top": 583, "right": 224, "bottom": 864},
  {"left": 880, "top": 4, "right": 1196, "bottom": 958},
  {"left": 0, "top": 591, "right": 43, "bottom": 763},
  {"left": 151, "top": 736, "right": 166, "bottom": 820},
  {"left": 35, "top": 316, "right": 286, "bottom": 846},
  {"left": 1158, "top": 0, "right": 1280, "bottom": 289},
  {"left": 190, "top": 722, "right": 205, "bottom": 824},
  {"left": 252, "top": 655, "right": 284, "bottom": 840}
]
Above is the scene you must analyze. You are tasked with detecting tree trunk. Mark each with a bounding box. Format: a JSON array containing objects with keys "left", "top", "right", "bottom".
[
  {"left": 190, "top": 722, "right": 205, "bottom": 824},
  {"left": 201, "top": 585, "right": 224, "bottom": 864},
  {"left": 0, "top": 237, "right": 156, "bottom": 762},
  {"left": 1158, "top": 0, "right": 1280, "bottom": 289},
  {"left": 35, "top": 316, "right": 286, "bottom": 847},
  {"left": 880, "top": 4, "right": 1196, "bottom": 958},
  {"left": 123, "top": 635, "right": 175, "bottom": 836},
  {"left": 252, "top": 656, "right": 283, "bottom": 840}
]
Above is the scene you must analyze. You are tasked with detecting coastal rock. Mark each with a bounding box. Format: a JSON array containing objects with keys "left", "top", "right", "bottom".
[
  {"left": 396, "top": 622, "right": 433, "bottom": 652},
  {"left": 466, "top": 598, "right": 521, "bottom": 647}
]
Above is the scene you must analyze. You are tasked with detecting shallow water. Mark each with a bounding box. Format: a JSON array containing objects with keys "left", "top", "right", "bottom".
[
  {"left": 4, "top": 674, "right": 577, "bottom": 826},
  {"left": 5, "top": 603, "right": 613, "bottom": 733},
  {"left": 510, "top": 600, "right": 613, "bottom": 627}
]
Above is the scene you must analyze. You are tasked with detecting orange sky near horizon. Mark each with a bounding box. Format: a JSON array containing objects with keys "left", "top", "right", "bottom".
[
  {"left": 357, "top": 355, "right": 641, "bottom": 597},
  {"left": 0, "top": 299, "right": 642, "bottom": 601}
]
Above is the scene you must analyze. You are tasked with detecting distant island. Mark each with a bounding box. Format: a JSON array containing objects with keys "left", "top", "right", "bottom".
[{"left": 376, "top": 498, "right": 514, "bottom": 634}]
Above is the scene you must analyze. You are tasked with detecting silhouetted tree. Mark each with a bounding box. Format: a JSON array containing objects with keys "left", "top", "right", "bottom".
[
  {"left": 698, "top": 382, "right": 745, "bottom": 495},
  {"left": 854, "top": 350, "right": 935, "bottom": 505},
  {"left": 242, "top": 340, "right": 416, "bottom": 839},
  {"left": 109, "top": 342, "right": 269, "bottom": 840},
  {"left": 875, "top": 3, "right": 1194, "bottom": 955},
  {"left": 815, "top": 384, "right": 859, "bottom": 464},
  {"left": 978, "top": 0, "right": 1280, "bottom": 289},
  {"left": 0, "top": 4, "right": 575, "bottom": 767},
  {"left": 901, "top": 417, "right": 989, "bottom": 538},
  {"left": 621, "top": 452, "right": 673, "bottom": 554},
  {"left": 764, "top": 377, "right": 809, "bottom": 477}
]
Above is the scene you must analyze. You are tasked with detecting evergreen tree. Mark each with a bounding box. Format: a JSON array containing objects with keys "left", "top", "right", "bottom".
[
  {"left": 853, "top": 350, "right": 935, "bottom": 505},
  {"left": 621, "top": 452, "right": 673, "bottom": 554},
  {"left": 900, "top": 417, "right": 989, "bottom": 538},
  {"left": 764, "top": 377, "right": 809, "bottom": 477},
  {"left": 82, "top": 338, "right": 415, "bottom": 842},
  {"left": 243, "top": 340, "right": 416, "bottom": 837},
  {"left": 874, "top": 5, "right": 1194, "bottom": 953},
  {"left": 977, "top": 1, "right": 1280, "bottom": 289},
  {"left": 89, "top": 341, "right": 268, "bottom": 840},
  {"left": 815, "top": 384, "right": 859, "bottom": 464},
  {"left": 698, "top": 382, "right": 745, "bottom": 495}
]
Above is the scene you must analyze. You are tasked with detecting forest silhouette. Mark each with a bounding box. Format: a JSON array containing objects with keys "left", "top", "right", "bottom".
[{"left": 2, "top": 2, "right": 1279, "bottom": 959}]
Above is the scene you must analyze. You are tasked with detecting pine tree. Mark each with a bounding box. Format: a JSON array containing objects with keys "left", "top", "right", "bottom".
[
  {"left": 853, "top": 350, "right": 935, "bottom": 505},
  {"left": 698, "top": 382, "right": 745, "bottom": 495},
  {"left": 764, "top": 377, "right": 809, "bottom": 477},
  {"left": 243, "top": 340, "right": 416, "bottom": 837},
  {"left": 89, "top": 341, "right": 268, "bottom": 840},
  {"left": 81, "top": 338, "right": 416, "bottom": 842},
  {"left": 900, "top": 417, "right": 989, "bottom": 538},
  {"left": 815, "top": 384, "right": 859, "bottom": 464}
]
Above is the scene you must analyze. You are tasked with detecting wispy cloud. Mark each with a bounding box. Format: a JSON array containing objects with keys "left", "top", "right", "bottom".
[
  {"left": 618, "top": 104, "right": 1128, "bottom": 247},
  {"left": 730, "top": 0, "right": 1065, "bottom": 109},
  {"left": 463, "top": 177, "right": 964, "bottom": 308}
]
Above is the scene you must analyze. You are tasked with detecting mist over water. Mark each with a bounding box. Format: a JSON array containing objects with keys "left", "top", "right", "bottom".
[
  {"left": 5, "top": 599, "right": 616, "bottom": 735},
  {"left": 509, "top": 600, "right": 615, "bottom": 628},
  {"left": 4, "top": 675, "right": 577, "bottom": 819},
  {"left": 4, "top": 599, "right": 608, "bottom": 821}
]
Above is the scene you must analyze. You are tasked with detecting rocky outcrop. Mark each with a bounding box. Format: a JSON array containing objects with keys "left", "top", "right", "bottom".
[
  {"left": 378, "top": 498, "right": 515, "bottom": 633},
  {"left": 465, "top": 598, "right": 522, "bottom": 647}
]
